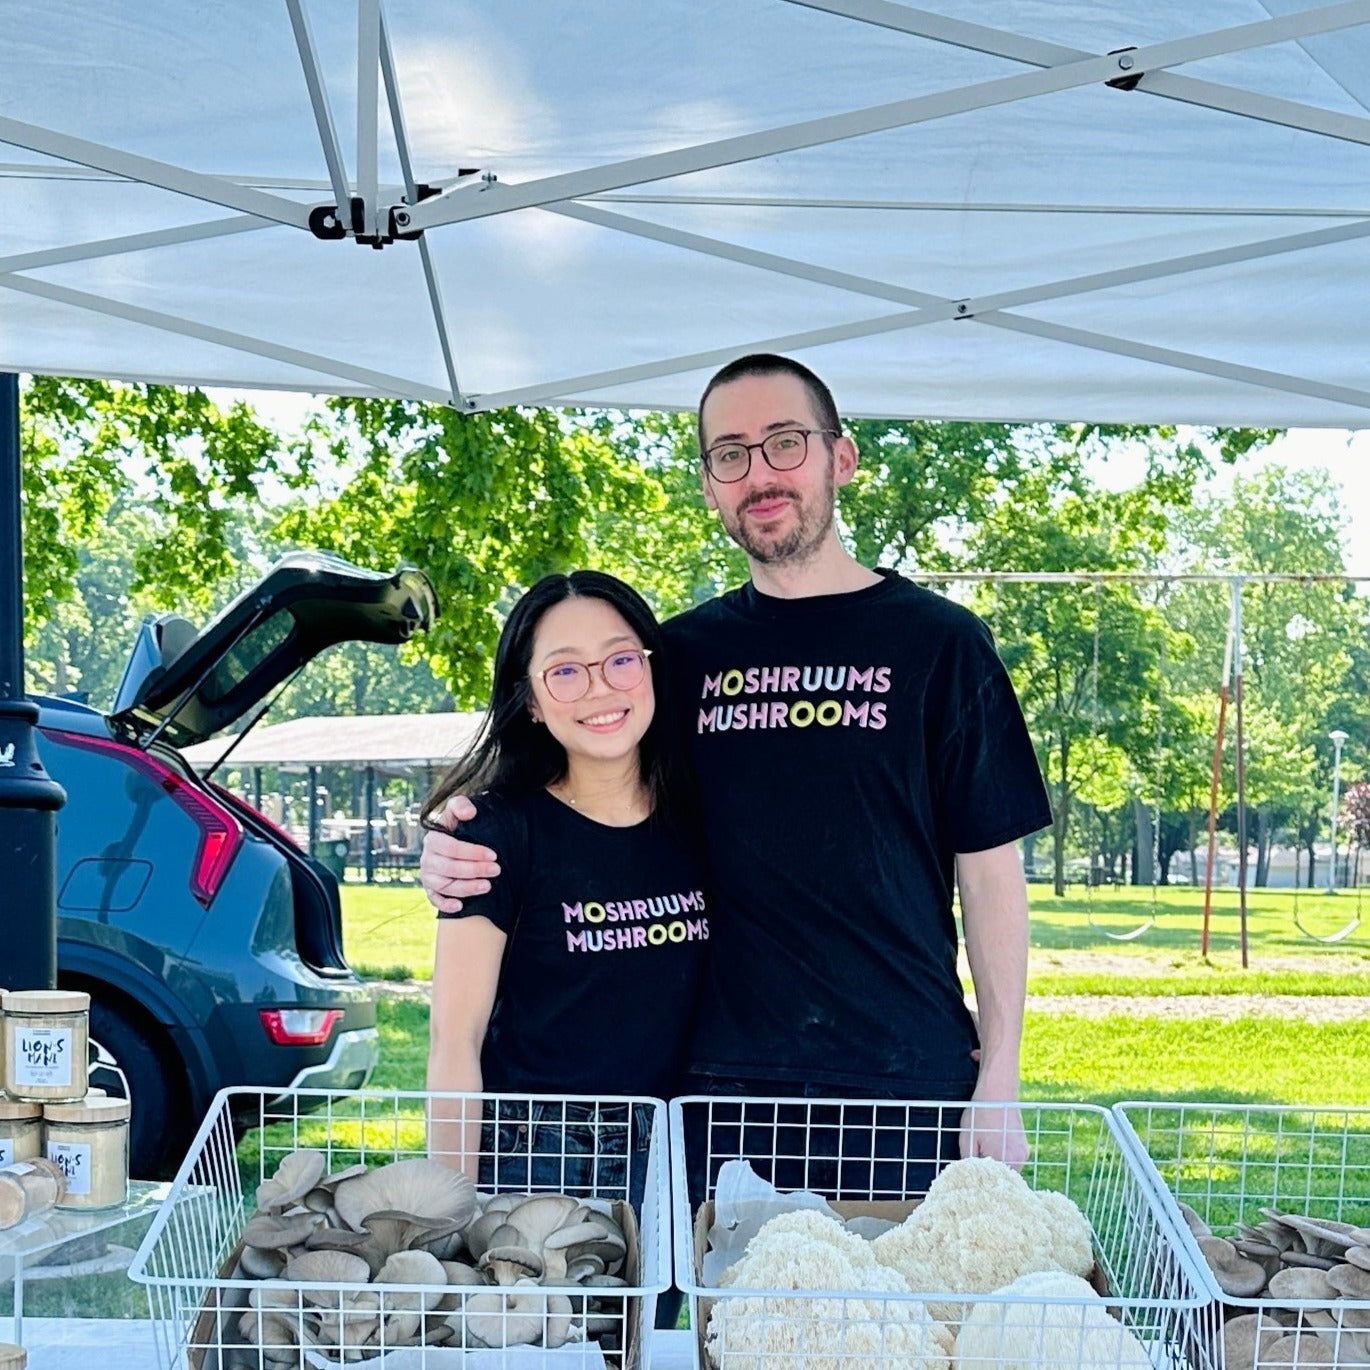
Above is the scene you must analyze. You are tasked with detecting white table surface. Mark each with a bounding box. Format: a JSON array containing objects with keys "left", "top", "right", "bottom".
[{"left": 0, "top": 1320, "right": 698, "bottom": 1370}]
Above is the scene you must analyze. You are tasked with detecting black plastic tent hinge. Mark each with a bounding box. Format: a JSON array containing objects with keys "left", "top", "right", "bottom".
[
  {"left": 1106, "top": 46, "right": 1143, "bottom": 91},
  {"left": 309, "top": 172, "right": 481, "bottom": 246}
]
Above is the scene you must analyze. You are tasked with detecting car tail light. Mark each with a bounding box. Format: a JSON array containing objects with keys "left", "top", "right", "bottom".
[
  {"left": 259, "top": 1008, "right": 342, "bottom": 1046},
  {"left": 43, "top": 729, "right": 243, "bottom": 906}
]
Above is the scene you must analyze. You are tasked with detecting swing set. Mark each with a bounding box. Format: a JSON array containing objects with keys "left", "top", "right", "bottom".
[{"left": 928, "top": 571, "right": 1368, "bottom": 964}]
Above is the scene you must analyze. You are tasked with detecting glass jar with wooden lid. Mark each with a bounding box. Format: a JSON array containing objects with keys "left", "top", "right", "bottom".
[
  {"left": 0, "top": 1099, "right": 42, "bottom": 1164},
  {"left": 2, "top": 989, "right": 90, "bottom": 1102},
  {"left": 44, "top": 1095, "right": 129, "bottom": 1210}
]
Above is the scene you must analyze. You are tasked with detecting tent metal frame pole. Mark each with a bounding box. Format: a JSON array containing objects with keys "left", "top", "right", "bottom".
[
  {"left": 591, "top": 193, "right": 1370, "bottom": 217},
  {"left": 356, "top": 0, "right": 381, "bottom": 240},
  {"left": 471, "top": 210, "right": 1370, "bottom": 412},
  {"left": 378, "top": 6, "right": 466, "bottom": 406},
  {"left": 0, "top": 114, "right": 312, "bottom": 228},
  {"left": 0, "top": 274, "right": 450, "bottom": 402},
  {"left": 791, "top": 0, "right": 1370, "bottom": 148},
  {"left": 404, "top": 0, "right": 1370, "bottom": 234},
  {"left": 0, "top": 372, "right": 64, "bottom": 992},
  {"left": 985, "top": 314, "right": 1370, "bottom": 413},
  {"left": 284, "top": 0, "right": 353, "bottom": 216},
  {"left": 0, "top": 217, "right": 267, "bottom": 276}
]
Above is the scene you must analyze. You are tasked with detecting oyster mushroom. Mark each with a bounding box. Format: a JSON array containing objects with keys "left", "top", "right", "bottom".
[
  {"left": 237, "top": 1244, "right": 286, "bottom": 1280},
  {"left": 1278, "top": 1214, "right": 1370, "bottom": 1257},
  {"left": 1328, "top": 1263, "right": 1370, "bottom": 1299},
  {"left": 480, "top": 1244, "right": 545, "bottom": 1285},
  {"left": 1177, "top": 1201, "right": 1212, "bottom": 1240},
  {"left": 1347, "top": 1246, "right": 1370, "bottom": 1273},
  {"left": 1222, "top": 1314, "right": 1284, "bottom": 1370},
  {"left": 283, "top": 1247, "right": 372, "bottom": 1293},
  {"left": 1267, "top": 1266, "right": 1339, "bottom": 1305},
  {"left": 242, "top": 1210, "right": 321, "bottom": 1252},
  {"left": 301, "top": 1162, "right": 369, "bottom": 1214},
  {"left": 373, "top": 1249, "right": 447, "bottom": 1345},
  {"left": 501, "top": 1194, "right": 581, "bottom": 1247},
  {"left": 1280, "top": 1249, "right": 1340, "bottom": 1272},
  {"left": 1198, "top": 1236, "right": 1268, "bottom": 1297},
  {"left": 332, "top": 1158, "right": 476, "bottom": 1234},
  {"left": 460, "top": 1289, "right": 546, "bottom": 1347},
  {"left": 237, "top": 1308, "right": 313, "bottom": 1364},
  {"left": 441, "top": 1259, "right": 489, "bottom": 1286},
  {"left": 255, "top": 1150, "right": 327, "bottom": 1213},
  {"left": 1263, "top": 1331, "right": 1335, "bottom": 1366}
]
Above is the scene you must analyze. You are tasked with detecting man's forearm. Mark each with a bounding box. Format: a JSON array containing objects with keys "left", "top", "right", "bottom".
[{"left": 957, "top": 842, "right": 1030, "bottom": 1097}]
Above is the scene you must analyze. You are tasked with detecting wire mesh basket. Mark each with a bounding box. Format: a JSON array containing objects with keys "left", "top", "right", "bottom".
[
  {"left": 1115, "top": 1101, "right": 1370, "bottom": 1370},
  {"left": 129, "top": 1088, "right": 668, "bottom": 1370},
  {"left": 670, "top": 1096, "right": 1212, "bottom": 1370}
]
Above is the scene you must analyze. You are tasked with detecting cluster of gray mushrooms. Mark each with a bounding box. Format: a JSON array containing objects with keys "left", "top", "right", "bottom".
[
  {"left": 1179, "top": 1201, "right": 1370, "bottom": 1368},
  {"left": 227, "top": 1150, "right": 633, "bottom": 1364}
]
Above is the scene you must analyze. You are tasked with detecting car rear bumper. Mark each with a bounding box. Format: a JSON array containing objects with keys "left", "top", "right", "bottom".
[{"left": 269, "top": 1025, "right": 379, "bottom": 1100}]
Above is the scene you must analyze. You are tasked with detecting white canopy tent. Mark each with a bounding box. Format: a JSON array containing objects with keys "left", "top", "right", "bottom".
[{"left": 3, "top": 0, "right": 1370, "bottom": 425}]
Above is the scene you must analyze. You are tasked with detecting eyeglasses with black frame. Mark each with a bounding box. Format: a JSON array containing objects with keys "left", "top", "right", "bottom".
[
  {"left": 701, "top": 428, "right": 839, "bottom": 483},
  {"left": 534, "top": 648, "right": 654, "bottom": 703}
]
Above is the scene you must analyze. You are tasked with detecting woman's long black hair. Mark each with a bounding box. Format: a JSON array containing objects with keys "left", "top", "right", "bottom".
[{"left": 422, "top": 571, "right": 685, "bottom": 829}]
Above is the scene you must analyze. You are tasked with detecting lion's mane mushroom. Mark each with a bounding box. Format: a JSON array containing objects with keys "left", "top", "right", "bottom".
[
  {"left": 955, "top": 1271, "right": 1152, "bottom": 1370},
  {"left": 872, "top": 1157, "right": 1092, "bottom": 1320},
  {"left": 707, "top": 1220, "right": 952, "bottom": 1370},
  {"left": 1198, "top": 1237, "right": 1268, "bottom": 1298},
  {"left": 332, "top": 1158, "right": 476, "bottom": 1234}
]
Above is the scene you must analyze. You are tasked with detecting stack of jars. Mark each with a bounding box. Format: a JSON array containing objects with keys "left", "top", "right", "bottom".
[{"left": 0, "top": 988, "right": 130, "bottom": 1226}]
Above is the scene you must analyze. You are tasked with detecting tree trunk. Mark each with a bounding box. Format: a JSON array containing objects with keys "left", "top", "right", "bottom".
[
  {"left": 1306, "top": 839, "right": 1317, "bottom": 888},
  {"left": 1133, "top": 798, "right": 1154, "bottom": 886}
]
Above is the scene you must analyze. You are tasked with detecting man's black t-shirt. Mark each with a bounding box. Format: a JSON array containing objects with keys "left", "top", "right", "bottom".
[
  {"left": 438, "top": 789, "right": 708, "bottom": 1099},
  {"left": 662, "top": 569, "right": 1051, "bottom": 1094}
]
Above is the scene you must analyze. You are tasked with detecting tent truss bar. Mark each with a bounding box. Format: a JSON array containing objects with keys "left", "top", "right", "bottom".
[
  {"left": 476, "top": 208, "right": 1370, "bottom": 410},
  {"left": 284, "top": 0, "right": 353, "bottom": 221},
  {"left": 791, "top": 0, "right": 1370, "bottom": 148},
  {"left": 0, "top": 273, "right": 451, "bottom": 402},
  {"left": 378, "top": 7, "right": 465, "bottom": 406},
  {"left": 985, "top": 313, "right": 1370, "bottom": 412},
  {"left": 0, "top": 115, "right": 312, "bottom": 229},
  {"left": 552, "top": 202, "right": 1370, "bottom": 326},
  {"left": 0, "top": 215, "right": 266, "bottom": 275},
  {"left": 589, "top": 194, "right": 1370, "bottom": 218},
  {"left": 403, "top": 1, "right": 1370, "bottom": 234},
  {"left": 357, "top": 0, "right": 381, "bottom": 240}
]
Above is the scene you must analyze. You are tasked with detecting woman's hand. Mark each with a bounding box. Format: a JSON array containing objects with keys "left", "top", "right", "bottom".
[{"left": 419, "top": 794, "right": 502, "bottom": 913}]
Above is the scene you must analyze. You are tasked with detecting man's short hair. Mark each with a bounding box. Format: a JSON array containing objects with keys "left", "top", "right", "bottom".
[{"left": 697, "top": 353, "right": 842, "bottom": 447}]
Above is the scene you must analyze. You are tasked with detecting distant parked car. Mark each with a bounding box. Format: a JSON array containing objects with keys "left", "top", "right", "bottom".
[{"left": 33, "top": 552, "right": 438, "bottom": 1176}]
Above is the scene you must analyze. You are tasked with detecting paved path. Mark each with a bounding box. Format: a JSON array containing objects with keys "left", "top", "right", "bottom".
[{"left": 1025, "top": 993, "right": 1368, "bottom": 1022}]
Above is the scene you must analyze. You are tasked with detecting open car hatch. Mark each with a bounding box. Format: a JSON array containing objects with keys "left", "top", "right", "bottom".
[{"left": 111, "top": 552, "right": 439, "bottom": 749}]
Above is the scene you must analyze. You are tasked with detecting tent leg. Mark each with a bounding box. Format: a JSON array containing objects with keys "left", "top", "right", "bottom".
[
  {"left": 365, "top": 765, "right": 376, "bottom": 885},
  {"left": 0, "top": 373, "right": 66, "bottom": 991}
]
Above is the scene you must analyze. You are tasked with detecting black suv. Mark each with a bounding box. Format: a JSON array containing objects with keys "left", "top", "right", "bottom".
[{"left": 32, "top": 552, "right": 438, "bottom": 1176}]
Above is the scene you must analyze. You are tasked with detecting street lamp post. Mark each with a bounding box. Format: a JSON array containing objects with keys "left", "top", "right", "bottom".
[{"left": 1328, "top": 729, "right": 1350, "bottom": 893}]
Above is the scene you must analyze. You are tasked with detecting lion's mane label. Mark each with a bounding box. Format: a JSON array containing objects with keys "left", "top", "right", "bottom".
[
  {"left": 13, "top": 1027, "right": 74, "bottom": 1089},
  {"left": 46, "top": 1141, "right": 91, "bottom": 1196}
]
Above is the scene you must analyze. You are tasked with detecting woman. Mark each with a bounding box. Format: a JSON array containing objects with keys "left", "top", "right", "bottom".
[{"left": 424, "top": 571, "right": 706, "bottom": 1197}]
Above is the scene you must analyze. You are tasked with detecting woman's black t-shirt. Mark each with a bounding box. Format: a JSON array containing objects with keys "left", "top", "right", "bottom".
[{"left": 437, "top": 788, "right": 708, "bottom": 1099}]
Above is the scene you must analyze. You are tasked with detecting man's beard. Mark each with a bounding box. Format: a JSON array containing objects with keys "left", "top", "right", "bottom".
[{"left": 723, "top": 463, "right": 836, "bottom": 566}]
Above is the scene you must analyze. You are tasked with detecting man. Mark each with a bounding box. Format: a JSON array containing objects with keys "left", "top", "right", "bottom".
[{"left": 421, "top": 354, "right": 1050, "bottom": 1172}]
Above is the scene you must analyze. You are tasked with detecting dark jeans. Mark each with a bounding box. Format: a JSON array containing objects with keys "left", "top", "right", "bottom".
[
  {"left": 679, "top": 1073, "right": 970, "bottom": 1207},
  {"left": 477, "top": 1099, "right": 655, "bottom": 1212}
]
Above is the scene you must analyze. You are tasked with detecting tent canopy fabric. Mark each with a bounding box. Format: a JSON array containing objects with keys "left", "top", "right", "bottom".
[
  {"left": 3, "top": 1, "right": 1370, "bottom": 426},
  {"left": 181, "top": 712, "right": 484, "bottom": 772}
]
